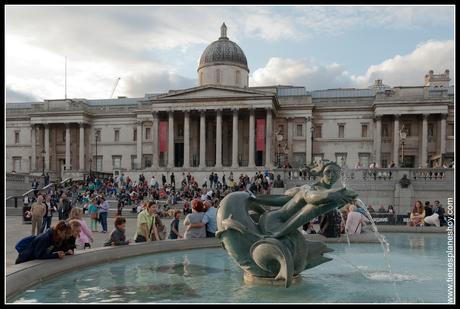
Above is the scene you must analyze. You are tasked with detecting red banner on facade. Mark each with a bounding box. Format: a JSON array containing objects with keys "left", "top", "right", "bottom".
[
  {"left": 159, "top": 121, "right": 168, "bottom": 152},
  {"left": 256, "top": 119, "right": 265, "bottom": 151}
]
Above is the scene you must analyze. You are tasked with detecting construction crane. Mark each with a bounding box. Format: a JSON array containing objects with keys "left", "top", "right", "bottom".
[{"left": 110, "top": 77, "right": 121, "bottom": 98}]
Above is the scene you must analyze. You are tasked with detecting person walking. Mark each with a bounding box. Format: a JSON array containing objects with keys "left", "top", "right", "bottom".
[
  {"left": 170, "top": 172, "right": 176, "bottom": 188},
  {"left": 30, "top": 195, "right": 46, "bottom": 236},
  {"left": 58, "top": 192, "right": 72, "bottom": 221},
  {"left": 98, "top": 195, "right": 109, "bottom": 233}
]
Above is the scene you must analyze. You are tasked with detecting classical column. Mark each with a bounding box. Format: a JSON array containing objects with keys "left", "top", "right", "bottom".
[
  {"left": 393, "top": 114, "right": 400, "bottom": 167},
  {"left": 31, "top": 124, "right": 36, "bottom": 171},
  {"left": 183, "top": 110, "right": 190, "bottom": 168},
  {"left": 248, "top": 108, "right": 255, "bottom": 168},
  {"left": 152, "top": 111, "right": 159, "bottom": 170},
  {"left": 305, "top": 116, "right": 312, "bottom": 165},
  {"left": 168, "top": 111, "right": 175, "bottom": 168},
  {"left": 199, "top": 110, "right": 206, "bottom": 168},
  {"left": 231, "top": 109, "right": 239, "bottom": 168},
  {"left": 440, "top": 113, "right": 447, "bottom": 158},
  {"left": 79, "top": 123, "right": 84, "bottom": 171},
  {"left": 374, "top": 116, "right": 382, "bottom": 167},
  {"left": 421, "top": 114, "right": 429, "bottom": 167},
  {"left": 215, "top": 109, "right": 223, "bottom": 168},
  {"left": 287, "top": 117, "right": 293, "bottom": 164},
  {"left": 265, "top": 108, "right": 273, "bottom": 168},
  {"left": 136, "top": 120, "right": 143, "bottom": 169},
  {"left": 44, "top": 124, "right": 50, "bottom": 172},
  {"left": 65, "top": 123, "right": 71, "bottom": 170}
]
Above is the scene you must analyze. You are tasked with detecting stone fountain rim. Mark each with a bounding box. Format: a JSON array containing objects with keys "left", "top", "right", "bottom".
[{"left": 6, "top": 238, "right": 220, "bottom": 301}]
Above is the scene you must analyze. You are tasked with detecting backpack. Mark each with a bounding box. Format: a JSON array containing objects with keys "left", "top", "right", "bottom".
[{"left": 15, "top": 235, "right": 36, "bottom": 253}]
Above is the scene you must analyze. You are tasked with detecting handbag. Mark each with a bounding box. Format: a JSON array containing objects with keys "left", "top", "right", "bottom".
[{"left": 90, "top": 212, "right": 98, "bottom": 220}]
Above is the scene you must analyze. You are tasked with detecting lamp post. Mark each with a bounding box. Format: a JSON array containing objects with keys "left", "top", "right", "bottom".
[
  {"left": 310, "top": 126, "right": 315, "bottom": 164},
  {"left": 275, "top": 130, "right": 283, "bottom": 168},
  {"left": 41, "top": 149, "right": 46, "bottom": 176},
  {"left": 399, "top": 128, "right": 407, "bottom": 168}
]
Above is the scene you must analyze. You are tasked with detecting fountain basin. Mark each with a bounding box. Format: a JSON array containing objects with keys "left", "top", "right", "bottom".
[{"left": 8, "top": 233, "right": 450, "bottom": 303}]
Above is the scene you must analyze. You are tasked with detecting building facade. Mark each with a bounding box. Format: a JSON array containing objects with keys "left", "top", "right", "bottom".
[{"left": 6, "top": 24, "right": 455, "bottom": 180}]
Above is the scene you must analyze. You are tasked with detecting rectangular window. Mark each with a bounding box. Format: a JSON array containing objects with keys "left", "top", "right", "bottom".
[
  {"left": 358, "top": 153, "right": 370, "bottom": 168},
  {"left": 314, "top": 126, "right": 322, "bottom": 138},
  {"left": 296, "top": 124, "right": 303, "bottom": 137},
  {"left": 338, "top": 124, "right": 345, "bottom": 138},
  {"left": 13, "top": 157, "right": 21, "bottom": 172},
  {"left": 131, "top": 155, "right": 137, "bottom": 170},
  {"left": 133, "top": 128, "right": 137, "bottom": 141},
  {"left": 145, "top": 127, "right": 151, "bottom": 140},
  {"left": 114, "top": 129, "right": 120, "bottom": 142},
  {"left": 15, "top": 131, "right": 20, "bottom": 144},
  {"left": 143, "top": 154, "right": 152, "bottom": 168},
  {"left": 335, "top": 153, "right": 347, "bottom": 166},
  {"left": 63, "top": 131, "right": 66, "bottom": 142},
  {"left": 361, "top": 124, "right": 368, "bottom": 138},
  {"left": 382, "top": 124, "right": 389, "bottom": 137},
  {"left": 112, "top": 156, "right": 122, "bottom": 169}
]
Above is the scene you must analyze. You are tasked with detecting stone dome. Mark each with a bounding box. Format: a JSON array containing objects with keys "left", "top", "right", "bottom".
[{"left": 198, "top": 23, "right": 249, "bottom": 72}]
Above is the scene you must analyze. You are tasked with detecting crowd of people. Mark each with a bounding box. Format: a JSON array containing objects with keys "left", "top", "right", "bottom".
[{"left": 17, "top": 168, "right": 450, "bottom": 264}]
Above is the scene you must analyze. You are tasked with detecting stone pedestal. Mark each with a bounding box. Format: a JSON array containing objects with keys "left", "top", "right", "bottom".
[{"left": 394, "top": 183, "right": 414, "bottom": 216}]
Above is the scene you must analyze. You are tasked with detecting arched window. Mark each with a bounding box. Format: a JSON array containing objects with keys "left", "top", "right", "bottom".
[
  {"left": 235, "top": 70, "right": 241, "bottom": 85},
  {"left": 215, "top": 69, "right": 221, "bottom": 84}
]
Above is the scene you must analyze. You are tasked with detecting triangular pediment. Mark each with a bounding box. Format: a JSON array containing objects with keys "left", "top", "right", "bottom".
[{"left": 155, "top": 85, "right": 272, "bottom": 100}]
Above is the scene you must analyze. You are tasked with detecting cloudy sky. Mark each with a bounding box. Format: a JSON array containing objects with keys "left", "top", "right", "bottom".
[{"left": 5, "top": 5, "right": 455, "bottom": 102}]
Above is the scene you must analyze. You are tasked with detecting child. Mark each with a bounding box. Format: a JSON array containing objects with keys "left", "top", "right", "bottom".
[
  {"left": 88, "top": 198, "right": 99, "bottom": 232},
  {"left": 104, "top": 216, "right": 130, "bottom": 246},
  {"left": 169, "top": 210, "right": 183, "bottom": 239}
]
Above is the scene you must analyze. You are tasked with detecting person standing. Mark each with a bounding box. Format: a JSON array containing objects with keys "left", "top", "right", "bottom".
[
  {"left": 44, "top": 173, "right": 50, "bottom": 186},
  {"left": 170, "top": 172, "right": 175, "bottom": 188},
  {"left": 41, "top": 194, "right": 57, "bottom": 233},
  {"left": 98, "top": 195, "right": 109, "bottom": 233},
  {"left": 187, "top": 200, "right": 217, "bottom": 238},
  {"left": 183, "top": 199, "right": 206, "bottom": 239},
  {"left": 30, "top": 195, "right": 46, "bottom": 236},
  {"left": 169, "top": 211, "right": 183, "bottom": 239},
  {"left": 134, "top": 202, "right": 159, "bottom": 242},
  {"left": 88, "top": 198, "right": 99, "bottom": 232},
  {"left": 58, "top": 192, "right": 71, "bottom": 220},
  {"left": 31, "top": 178, "right": 39, "bottom": 197},
  {"left": 162, "top": 174, "right": 167, "bottom": 187}
]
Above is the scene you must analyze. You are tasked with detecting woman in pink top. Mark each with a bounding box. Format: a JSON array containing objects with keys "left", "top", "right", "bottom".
[{"left": 69, "top": 207, "right": 94, "bottom": 249}]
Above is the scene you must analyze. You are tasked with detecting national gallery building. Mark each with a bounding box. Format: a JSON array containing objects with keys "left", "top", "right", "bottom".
[{"left": 6, "top": 24, "right": 455, "bottom": 180}]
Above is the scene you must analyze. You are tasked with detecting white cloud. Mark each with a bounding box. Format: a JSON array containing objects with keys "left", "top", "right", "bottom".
[{"left": 250, "top": 40, "right": 454, "bottom": 89}]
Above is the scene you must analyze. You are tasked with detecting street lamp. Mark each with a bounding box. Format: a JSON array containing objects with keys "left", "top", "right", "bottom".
[
  {"left": 399, "top": 126, "right": 407, "bottom": 168},
  {"left": 41, "top": 149, "right": 46, "bottom": 176},
  {"left": 310, "top": 126, "right": 315, "bottom": 164},
  {"left": 89, "top": 158, "right": 92, "bottom": 179},
  {"left": 275, "top": 129, "right": 284, "bottom": 168}
]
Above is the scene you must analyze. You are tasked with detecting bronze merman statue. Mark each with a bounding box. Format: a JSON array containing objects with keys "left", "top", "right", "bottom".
[{"left": 216, "top": 161, "right": 358, "bottom": 287}]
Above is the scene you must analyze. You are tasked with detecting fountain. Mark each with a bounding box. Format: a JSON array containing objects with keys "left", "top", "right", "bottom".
[
  {"left": 7, "top": 161, "right": 451, "bottom": 303},
  {"left": 216, "top": 160, "right": 358, "bottom": 287}
]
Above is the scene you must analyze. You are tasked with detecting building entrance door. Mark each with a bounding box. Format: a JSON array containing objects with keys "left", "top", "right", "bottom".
[
  {"left": 175, "top": 143, "right": 184, "bottom": 167},
  {"left": 58, "top": 159, "right": 65, "bottom": 179},
  {"left": 256, "top": 151, "right": 263, "bottom": 166},
  {"left": 402, "top": 155, "right": 415, "bottom": 168}
]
